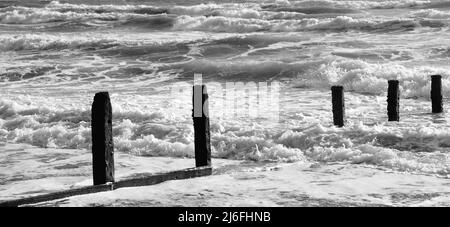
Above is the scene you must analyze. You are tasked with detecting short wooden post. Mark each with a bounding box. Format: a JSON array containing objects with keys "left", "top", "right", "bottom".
[
  {"left": 431, "top": 75, "right": 443, "bottom": 113},
  {"left": 192, "top": 85, "right": 211, "bottom": 167},
  {"left": 387, "top": 80, "right": 400, "bottom": 121},
  {"left": 331, "top": 86, "right": 345, "bottom": 127},
  {"left": 91, "top": 92, "right": 114, "bottom": 185}
]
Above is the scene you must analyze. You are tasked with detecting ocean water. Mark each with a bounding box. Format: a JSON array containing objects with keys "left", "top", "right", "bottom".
[{"left": 0, "top": 0, "right": 449, "bottom": 178}]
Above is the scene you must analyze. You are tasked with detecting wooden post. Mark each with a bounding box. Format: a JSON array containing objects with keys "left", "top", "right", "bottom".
[
  {"left": 331, "top": 86, "right": 345, "bottom": 127},
  {"left": 91, "top": 92, "right": 114, "bottom": 185},
  {"left": 192, "top": 85, "right": 211, "bottom": 167},
  {"left": 431, "top": 75, "right": 443, "bottom": 113},
  {"left": 387, "top": 80, "right": 400, "bottom": 121}
]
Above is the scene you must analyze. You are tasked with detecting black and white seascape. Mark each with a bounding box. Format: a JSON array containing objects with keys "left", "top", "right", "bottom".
[{"left": 0, "top": 0, "right": 449, "bottom": 207}]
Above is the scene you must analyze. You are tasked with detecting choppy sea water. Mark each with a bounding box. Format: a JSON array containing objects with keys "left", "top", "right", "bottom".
[{"left": 0, "top": 0, "right": 449, "bottom": 178}]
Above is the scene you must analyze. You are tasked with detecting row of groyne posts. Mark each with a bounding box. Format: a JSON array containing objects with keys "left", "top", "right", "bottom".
[
  {"left": 331, "top": 75, "right": 444, "bottom": 127},
  {"left": 0, "top": 85, "right": 212, "bottom": 207},
  {"left": 0, "top": 75, "right": 444, "bottom": 206}
]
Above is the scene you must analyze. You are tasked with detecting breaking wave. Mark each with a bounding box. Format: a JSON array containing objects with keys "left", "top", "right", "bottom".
[
  {"left": 172, "top": 15, "right": 447, "bottom": 33},
  {"left": 293, "top": 59, "right": 450, "bottom": 98},
  {"left": 45, "top": 0, "right": 436, "bottom": 13},
  {"left": 410, "top": 9, "right": 450, "bottom": 19},
  {"left": 0, "top": 98, "right": 449, "bottom": 175},
  {"left": 0, "top": 1, "right": 448, "bottom": 33},
  {"left": 0, "top": 34, "right": 120, "bottom": 51}
]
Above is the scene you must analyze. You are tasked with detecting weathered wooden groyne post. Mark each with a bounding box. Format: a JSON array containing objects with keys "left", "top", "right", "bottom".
[
  {"left": 91, "top": 92, "right": 115, "bottom": 185},
  {"left": 331, "top": 86, "right": 345, "bottom": 127},
  {"left": 0, "top": 90, "right": 215, "bottom": 207},
  {"left": 387, "top": 80, "right": 400, "bottom": 121},
  {"left": 192, "top": 85, "right": 211, "bottom": 167},
  {"left": 431, "top": 75, "right": 443, "bottom": 113}
]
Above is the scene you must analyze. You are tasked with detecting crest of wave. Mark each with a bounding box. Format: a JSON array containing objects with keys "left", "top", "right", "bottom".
[
  {"left": 410, "top": 9, "right": 450, "bottom": 19},
  {"left": 172, "top": 15, "right": 436, "bottom": 32},
  {"left": 267, "top": 0, "right": 431, "bottom": 9},
  {"left": 0, "top": 6, "right": 127, "bottom": 24},
  {"left": 293, "top": 59, "right": 450, "bottom": 98},
  {"left": 0, "top": 33, "right": 120, "bottom": 51},
  {"left": 46, "top": 1, "right": 261, "bottom": 18}
]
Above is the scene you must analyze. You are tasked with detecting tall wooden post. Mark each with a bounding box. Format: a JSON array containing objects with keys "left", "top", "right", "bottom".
[
  {"left": 193, "top": 85, "right": 211, "bottom": 167},
  {"left": 91, "top": 92, "right": 114, "bottom": 185},
  {"left": 431, "top": 75, "right": 443, "bottom": 113},
  {"left": 387, "top": 80, "right": 400, "bottom": 121},
  {"left": 331, "top": 86, "right": 345, "bottom": 127}
]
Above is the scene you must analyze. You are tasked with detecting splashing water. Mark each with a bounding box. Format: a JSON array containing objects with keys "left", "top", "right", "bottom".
[{"left": 0, "top": 0, "right": 449, "bottom": 177}]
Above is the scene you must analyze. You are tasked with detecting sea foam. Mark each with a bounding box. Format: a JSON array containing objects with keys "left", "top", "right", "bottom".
[
  {"left": 1, "top": 95, "right": 450, "bottom": 176},
  {"left": 172, "top": 15, "right": 448, "bottom": 33},
  {"left": 410, "top": 9, "right": 450, "bottom": 19}
]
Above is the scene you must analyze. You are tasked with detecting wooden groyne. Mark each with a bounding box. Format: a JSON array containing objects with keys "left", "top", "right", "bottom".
[
  {"left": 387, "top": 80, "right": 400, "bottom": 121},
  {"left": 431, "top": 75, "right": 443, "bottom": 113},
  {"left": 331, "top": 85, "right": 345, "bottom": 127},
  {"left": 91, "top": 92, "right": 115, "bottom": 185},
  {"left": 0, "top": 85, "right": 212, "bottom": 207},
  {"left": 331, "top": 75, "right": 444, "bottom": 125}
]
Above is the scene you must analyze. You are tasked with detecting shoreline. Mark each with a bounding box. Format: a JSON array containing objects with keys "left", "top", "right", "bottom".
[
  {"left": 1, "top": 143, "right": 449, "bottom": 207},
  {"left": 26, "top": 162, "right": 450, "bottom": 207},
  {"left": 0, "top": 143, "right": 240, "bottom": 202}
]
